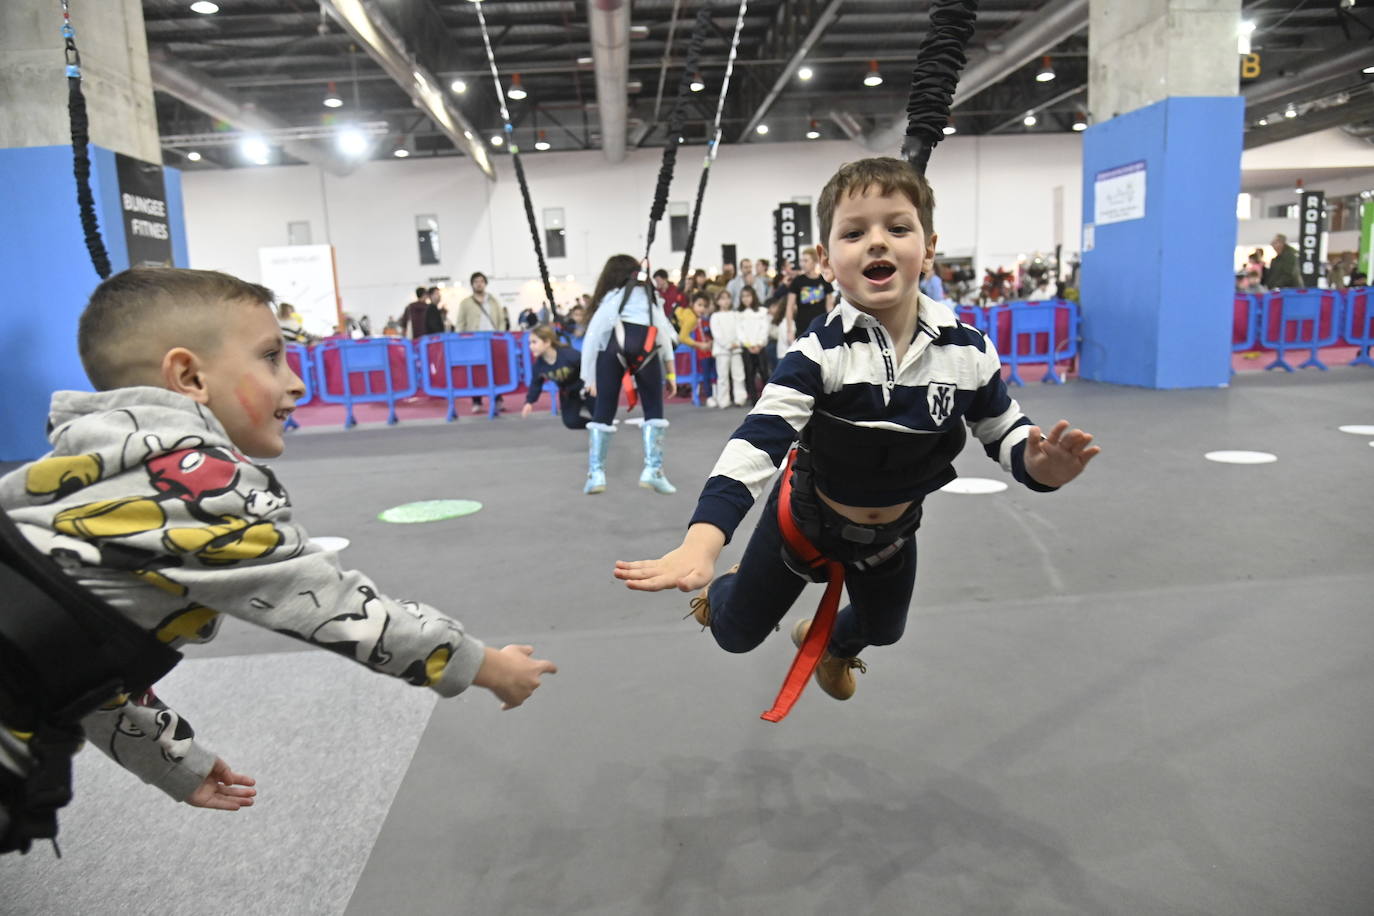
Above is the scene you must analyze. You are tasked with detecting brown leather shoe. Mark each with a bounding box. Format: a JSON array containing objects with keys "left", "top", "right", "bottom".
[
  {"left": 686, "top": 564, "right": 739, "bottom": 628},
  {"left": 791, "top": 618, "right": 867, "bottom": 701}
]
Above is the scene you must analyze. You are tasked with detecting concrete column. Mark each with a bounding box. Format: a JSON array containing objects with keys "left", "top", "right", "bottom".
[
  {"left": 1078, "top": 0, "right": 1244, "bottom": 389},
  {"left": 0, "top": 1, "right": 182, "bottom": 460},
  {"left": 1089, "top": 0, "right": 1241, "bottom": 124},
  {"left": 1, "top": 0, "right": 160, "bottom": 160}
]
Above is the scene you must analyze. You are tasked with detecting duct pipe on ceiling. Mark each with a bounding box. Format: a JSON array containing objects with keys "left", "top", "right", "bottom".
[
  {"left": 587, "top": 0, "right": 631, "bottom": 162},
  {"left": 1243, "top": 45, "right": 1372, "bottom": 110},
  {"left": 859, "top": 0, "right": 1089, "bottom": 153},
  {"left": 149, "top": 52, "right": 356, "bottom": 176}
]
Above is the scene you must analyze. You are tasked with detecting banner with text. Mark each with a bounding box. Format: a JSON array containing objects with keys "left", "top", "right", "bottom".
[
  {"left": 773, "top": 202, "right": 813, "bottom": 271},
  {"left": 1297, "top": 191, "right": 1325, "bottom": 289},
  {"left": 258, "top": 245, "right": 342, "bottom": 337},
  {"left": 116, "top": 153, "right": 172, "bottom": 267}
]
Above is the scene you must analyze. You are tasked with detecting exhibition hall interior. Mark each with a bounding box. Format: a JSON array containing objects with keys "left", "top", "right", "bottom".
[{"left": 1, "top": 1, "right": 1372, "bottom": 914}]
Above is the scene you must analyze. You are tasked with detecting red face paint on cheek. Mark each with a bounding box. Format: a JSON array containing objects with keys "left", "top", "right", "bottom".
[{"left": 234, "top": 377, "right": 269, "bottom": 426}]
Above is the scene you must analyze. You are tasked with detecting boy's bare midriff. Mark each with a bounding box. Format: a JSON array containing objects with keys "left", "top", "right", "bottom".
[{"left": 817, "top": 489, "right": 912, "bottom": 525}]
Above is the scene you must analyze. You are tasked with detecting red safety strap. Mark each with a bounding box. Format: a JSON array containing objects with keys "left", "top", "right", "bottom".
[
  {"left": 620, "top": 325, "right": 658, "bottom": 411},
  {"left": 760, "top": 449, "right": 846, "bottom": 723}
]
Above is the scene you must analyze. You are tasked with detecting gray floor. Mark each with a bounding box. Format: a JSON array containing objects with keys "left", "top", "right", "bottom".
[{"left": 5, "top": 368, "right": 1374, "bottom": 915}]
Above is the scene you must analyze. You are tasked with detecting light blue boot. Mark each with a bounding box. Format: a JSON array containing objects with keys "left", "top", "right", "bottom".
[
  {"left": 638, "top": 419, "right": 676, "bottom": 494},
  {"left": 584, "top": 423, "right": 614, "bottom": 494}
]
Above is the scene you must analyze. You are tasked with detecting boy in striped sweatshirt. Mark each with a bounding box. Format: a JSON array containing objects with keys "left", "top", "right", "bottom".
[{"left": 616, "top": 158, "right": 1099, "bottom": 703}]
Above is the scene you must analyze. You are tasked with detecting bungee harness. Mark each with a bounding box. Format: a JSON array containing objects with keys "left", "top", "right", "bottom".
[{"left": 758, "top": 0, "right": 980, "bottom": 723}]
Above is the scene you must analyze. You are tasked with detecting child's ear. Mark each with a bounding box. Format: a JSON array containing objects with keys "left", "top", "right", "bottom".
[
  {"left": 926, "top": 232, "right": 938, "bottom": 264},
  {"left": 815, "top": 243, "right": 830, "bottom": 272},
  {"left": 161, "top": 348, "right": 210, "bottom": 404}
]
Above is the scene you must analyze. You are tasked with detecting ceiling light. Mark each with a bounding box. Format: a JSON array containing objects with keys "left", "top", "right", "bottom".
[
  {"left": 240, "top": 136, "right": 271, "bottom": 165},
  {"left": 323, "top": 81, "right": 343, "bottom": 108},
  {"left": 451, "top": 79, "right": 467, "bottom": 94},
  {"left": 1257, "top": 118, "right": 1268, "bottom": 126},
  {"left": 1283, "top": 105, "right": 1297, "bottom": 119},
  {"left": 1023, "top": 112, "right": 1038, "bottom": 127},
  {"left": 942, "top": 121, "right": 956, "bottom": 136},
  {"left": 690, "top": 73, "right": 705, "bottom": 92},
  {"left": 806, "top": 119, "right": 820, "bottom": 140},
  {"left": 798, "top": 66, "right": 814, "bottom": 81},
  {"left": 577, "top": 56, "right": 594, "bottom": 67},
  {"left": 630, "top": 25, "right": 650, "bottom": 39},
  {"left": 491, "top": 135, "right": 504, "bottom": 146},
  {"left": 1238, "top": 20, "right": 1256, "bottom": 54},
  {"left": 863, "top": 60, "right": 883, "bottom": 88},
  {"left": 1363, "top": 65, "right": 1374, "bottom": 75},
  {"left": 393, "top": 148, "right": 410, "bottom": 158},
  {"left": 1035, "top": 56, "right": 1055, "bottom": 82},
  {"left": 756, "top": 124, "right": 769, "bottom": 135},
  {"left": 189, "top": 1, "right": 219, "bottom": 13},
  {"left": 1072, "top": 111, "right": 1088, "bottom": 131},
  {"left": 534, "top": 131, "right": 551, "bottom": 151},
  {"left": 185, "top": 150, "right": 202, "bottom": 162},
  {"left": 337, "top": 126, "right": 369, "bottom": 157},
  {"left": 507, "top": 73, "right": 527, "bottom": 100}
]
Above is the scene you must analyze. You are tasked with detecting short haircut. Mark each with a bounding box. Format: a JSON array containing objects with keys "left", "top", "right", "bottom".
[
  {"left": 1272, "top": 234, "right": 1287, "bottom": 244},
  {"left": 470, "top": 271, "right": 487, "bottom": 285},
  {"left": 426, "top": 286, "right": 440, "bottom": 295},
  {"left": 415, "top": 286, "right": 427, "bottom": 298},
  {"left": 817, "top": 157, "right": 935, "bottom": 246},
  {"left": 800, "top": 246, "right": 817, "bottom": 261},
  {"left": 79, "top": 267, "right": 274, "bottom": 391},
  {"left": 653, "top": 268, "right": 669, "bottom": 280}
]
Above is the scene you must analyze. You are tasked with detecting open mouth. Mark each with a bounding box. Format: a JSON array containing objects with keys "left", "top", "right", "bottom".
[
  {"left": 862, "top": 261, "right": 896, "bottom": 282},
  {"left": 274, "top": 408, "right": 294, "bottom": 421}
]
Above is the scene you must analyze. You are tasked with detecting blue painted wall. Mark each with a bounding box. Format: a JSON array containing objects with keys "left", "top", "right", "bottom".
[
  {"left": 0, "top": 145, "right": 186, "bottom": 461},
  {"left": 1079, "top": 96, "right": 1243, "bottom": 389}
]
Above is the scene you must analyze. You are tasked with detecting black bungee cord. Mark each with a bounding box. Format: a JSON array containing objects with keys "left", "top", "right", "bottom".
[
  {"left": 900, "top": 0, "right": 980, "bottom": 174},
  {"left": 471, "top": 0, "right": 560, "bottom": 326},
  {"left": 63, "top": 0, "right": 111, "bottom": 280},
  {"left": 678, "top": 0, "right": 748, "bottom": 284},
  {"left": 616, "top": 5, "right": 713, "bottom": 314}
]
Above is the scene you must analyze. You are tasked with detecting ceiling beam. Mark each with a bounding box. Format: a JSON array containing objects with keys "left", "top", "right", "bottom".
[{"left": 738, "top": 0, "right": 846, "bottom": 141}]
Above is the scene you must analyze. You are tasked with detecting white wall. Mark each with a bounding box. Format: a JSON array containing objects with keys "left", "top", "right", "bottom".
[{"left": 182, "top": 134, "right": 1085, "bottom": 328}]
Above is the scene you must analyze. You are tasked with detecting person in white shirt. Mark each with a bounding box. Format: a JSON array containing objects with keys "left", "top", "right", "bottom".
[
  {"left": 726, "top": 258, "right": 769, "bottom": 309},
  {"left": 708, "top": 289, "right": 746, "bottom": 408},
  {"left": 734, "top": 286, "right": 772, "bottom": 404}
]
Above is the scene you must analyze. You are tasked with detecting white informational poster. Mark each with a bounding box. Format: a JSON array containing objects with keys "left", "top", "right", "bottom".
[
  {"left": 258, "top": 245, "right": 341, "bottom": 337},
  {"left": 1094, "top": 160, "right": 1147, "bottom": 226}
]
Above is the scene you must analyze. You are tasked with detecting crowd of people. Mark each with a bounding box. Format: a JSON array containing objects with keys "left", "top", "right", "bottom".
[{"left": 1236, "top": 233, "right": 1367, "bottom": 294}]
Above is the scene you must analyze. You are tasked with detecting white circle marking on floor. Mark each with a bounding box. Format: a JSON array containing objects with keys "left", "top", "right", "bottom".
[
  {"left": 1337, "top": 425, "right": 1374, "bottom": 436},
  {"left": 941, "top": 477, "right": 1009, "bottom": 494},
  {"left": 1204, "top": 451, "right": 1277, "bottom": 465},
  {"left": 310, "top": 536, "right": 351, "bottom": 552}
]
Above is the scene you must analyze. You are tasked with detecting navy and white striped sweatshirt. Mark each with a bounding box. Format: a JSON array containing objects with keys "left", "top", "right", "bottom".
[{"left": 689, "top": 294, "right": 1056, "bottom": 542}]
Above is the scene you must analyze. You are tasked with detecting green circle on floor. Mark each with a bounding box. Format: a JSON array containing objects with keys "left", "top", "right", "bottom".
[{"left": 378, "top": 499, "right": 483, "bottom": 524}]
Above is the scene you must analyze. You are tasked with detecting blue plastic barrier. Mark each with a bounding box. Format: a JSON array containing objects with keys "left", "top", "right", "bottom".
[
  {"left": 314, "top": 338, "right": 418, "bottom": 428},
  {"left": 994, "top": 300, "right": 1079, "bottom": 386},
  {"left": 954, "top": 305, "right": 986, "bottom": 333},
  {"left": 283, "top": 344, "right": 313, "bottom": 431},
  {"left": 1259, "top": 289, "right": 1342, "bottom": 371},
  {"left": 1232, "top": 294, "right": 1260, "bottom": 352},
  {"left": 417, "top": 332, "right": 521, "bottom": 420},
  {"left": 674, "top": 344, "right": 717, "bottom": 406},
  {"left": 1342, "top": 287, "right": 1374, "bottom": 368}
]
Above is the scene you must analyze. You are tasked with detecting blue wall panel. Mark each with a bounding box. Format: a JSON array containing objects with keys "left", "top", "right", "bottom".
[
  {"left": 0, "top": 145, "right": 187, "bottom": 461},
  {"left": 1080, "top": 97, "right": 1242, "bottom": 389}
]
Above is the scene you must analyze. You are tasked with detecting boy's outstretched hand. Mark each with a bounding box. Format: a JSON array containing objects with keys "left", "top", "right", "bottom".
[
  {"left": 615, "top": 524, "right": 725, "bottom": 592},
  {"left": 1025, "top": 419, "right": 1101, "bottom": 488},
  {"left": 186, "top": 757, "right": 256, "bottom": 811},
  {"left": 473, "top": 644, "right": 558, "bottom": 710}
]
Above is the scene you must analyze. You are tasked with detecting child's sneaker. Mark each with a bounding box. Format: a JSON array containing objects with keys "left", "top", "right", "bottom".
[
  {"left": 791, "top": 618, "right": 867, "bottom": 701},
  {"left": 686, "top": 564, "right": 739, "bottom": 628},
  {"left": 705, "top": 396, "right": 718, "bottom": 408}
]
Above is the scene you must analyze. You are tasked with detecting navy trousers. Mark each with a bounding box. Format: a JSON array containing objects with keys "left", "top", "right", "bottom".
[{"left": 705, "top": 477, "right": 918, "bottom": 659}]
